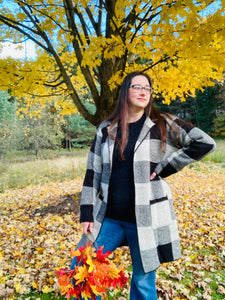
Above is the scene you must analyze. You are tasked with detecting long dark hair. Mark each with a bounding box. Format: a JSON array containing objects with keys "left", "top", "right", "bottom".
[{"left": 107, "top": 71, "right": 171, "bottom": 159}]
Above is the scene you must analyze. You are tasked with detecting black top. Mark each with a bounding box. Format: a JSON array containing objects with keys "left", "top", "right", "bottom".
[{"left": 105, "top": 114, "right": 146, "bottom": 223}]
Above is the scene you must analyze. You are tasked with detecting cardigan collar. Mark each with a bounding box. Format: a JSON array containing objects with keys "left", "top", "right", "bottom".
[
  {"left": 108, "top": 116, "right": 155, "bottom": 135},
  {"left": 134, "top": 117, "right": 155, "bottom": 152},
  {"left": 107, "top": 116, "right": 155, "bottom": 167}
]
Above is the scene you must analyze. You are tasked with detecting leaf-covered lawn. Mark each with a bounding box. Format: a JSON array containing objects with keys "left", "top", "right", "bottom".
[{"left": 0, "top": 164, "right": 224, "bottom": 300}]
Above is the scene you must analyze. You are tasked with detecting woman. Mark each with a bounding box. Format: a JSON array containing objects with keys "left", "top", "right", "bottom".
[{"left": 71, "top": 71, "right": 216, "bottom": 299}]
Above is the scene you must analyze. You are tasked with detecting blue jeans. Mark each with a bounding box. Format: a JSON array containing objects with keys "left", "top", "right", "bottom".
[{"left": 71, "top": 218, "right": 157, "bottom": 300}]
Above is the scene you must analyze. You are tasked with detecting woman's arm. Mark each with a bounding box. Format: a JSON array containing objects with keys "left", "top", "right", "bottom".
[
  {"left": 79, "top": 125, "right": 104, "bottom": 226},
  {"left": 154, "top": 117, "right": 216, "bottom": 178}
]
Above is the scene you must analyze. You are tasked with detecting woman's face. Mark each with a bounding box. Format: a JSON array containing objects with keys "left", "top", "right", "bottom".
[{"left": 128, "top": 75, "right": 152, "bottom": 114}]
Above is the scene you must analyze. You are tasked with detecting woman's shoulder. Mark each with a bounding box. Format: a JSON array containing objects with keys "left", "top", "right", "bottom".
[
  {"left": 95, "top": 120, "right": 111, "bottom": 136},
  {"left": 97, "top": 120, "right": 111, "bottom": 130},
  {"left": 160, "top": 113, "right": 192, "bottom": 128},
  {"left": 160, "top": 112, "right": 177, "bottom": 122}
]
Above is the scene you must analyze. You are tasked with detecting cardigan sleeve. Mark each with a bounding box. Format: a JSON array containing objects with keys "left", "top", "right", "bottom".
[
  {"left": 154, "top": 117, "right": 216, "bottom": 178},
  {"left": 79, "top": 125, "right": 104, "bottom": 223}
]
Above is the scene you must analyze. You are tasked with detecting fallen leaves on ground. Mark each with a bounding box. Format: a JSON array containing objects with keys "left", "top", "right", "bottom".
[
  {"left": 0, "top": 163, "right": 224, "bottom": 299},
  {"left": 0, "top": 180, "right": 83, "bottom": 298},
  {"left": 157, "top": 163, "right": 225, "bottom": 300}
]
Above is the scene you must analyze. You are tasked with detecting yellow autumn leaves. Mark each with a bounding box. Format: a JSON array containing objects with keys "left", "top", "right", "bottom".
[
  {"left": 0, "top": 180, "right": 84, "bottom": 297},
  {"left": 0, "top": 163, "right": 224, "bottom": 298},
  {"left": 157, "top": 163, "right": 225, "bottom": 299},
  {"left": 1, "top": 0, "right": 225, "bottom": 119}
]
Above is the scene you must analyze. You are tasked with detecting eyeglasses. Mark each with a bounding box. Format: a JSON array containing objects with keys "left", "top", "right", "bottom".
[{"left": 129, "top": 85, "right": 153, "bottom": 93}]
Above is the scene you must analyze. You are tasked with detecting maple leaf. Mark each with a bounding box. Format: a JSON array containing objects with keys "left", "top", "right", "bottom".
[
  {"left": 89, "top": 284, "right": 101, "bottom": 297},
  {"left": 96, "top": 246, "right": 111, "bottom": 263},
  {"left": 74, "top": 264, "right": 89, "bottom": 284},
  {"left": 57, "top": 242, "right": 129, "bottom": 299},
  {"left": 86, "top": 252, "right": 94, "bottom": 273},
  {"left": 56, "top": 267, "right": 70, "bottom": 276},
  {"left": 69, "top": 248, "right": 80, "bottom": 258},
  {"left": 113, "top": 270, "right": 130, "bottom": 288}
]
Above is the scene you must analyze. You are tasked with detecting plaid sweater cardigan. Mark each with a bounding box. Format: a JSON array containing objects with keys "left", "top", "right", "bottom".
[{"left": 79, "top": 115, "right": 216, "bottom": 273}]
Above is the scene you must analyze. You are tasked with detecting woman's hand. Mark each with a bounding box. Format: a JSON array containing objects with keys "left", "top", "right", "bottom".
[
  {"left": 150, "top": 172, "right": 157, "bottom": 181},
  {"left": 81, "top": 222, "right": 94, "bottom": 235}
]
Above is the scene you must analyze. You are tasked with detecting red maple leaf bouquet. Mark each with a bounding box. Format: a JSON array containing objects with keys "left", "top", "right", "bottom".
[{"left": 57, "top": 241, "right": 129, "bottom": 300}]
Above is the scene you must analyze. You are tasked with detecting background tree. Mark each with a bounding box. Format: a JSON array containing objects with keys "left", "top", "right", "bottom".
[
  {"left": 0, "top": 90, "right": 15, "bottom": 123},
  {"left": 193, "top": 86, "right": 218, "bottom": 133},
  {"left": 0, "top": 0, "right": 225, "bottom": 126},
  {"left": 16, "top": 115, "right": 63, "bottom": 157},
  {"left": 155, "top": 81, "right": 224, "bottom": 133},
  {"left": 212, "top": 82, "right": 225, "bottom": 136},
  {"left": 0, "top": 91, "right": 64, "bottom": 156},
  {"left": 0, "top": 90, "right": 16, "bottom": 154},
  {"left": 213, "top": 113, "right": 225, "bottom": 136},
  {"left": 62, "top": 101, "right": 96, "bottom": 148}
]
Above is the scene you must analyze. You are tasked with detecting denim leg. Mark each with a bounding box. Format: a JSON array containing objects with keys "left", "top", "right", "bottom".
[
  {"left": 70, "top": 234, "right": 89, "bottom": 271},
  {"left": 129, "top": 271, "right": 157, "bottom": 300},
  {"left": 124, "top": 222, "right": 157, "bottom": 300},
  {"left": 95, "top": 218, "right": 126, "bottom": 253},
  {"left": 70, "top": 218, "right": 125, "bottom": 300}
]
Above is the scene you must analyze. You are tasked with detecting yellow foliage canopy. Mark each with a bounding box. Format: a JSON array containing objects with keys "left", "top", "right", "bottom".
[{"left": 0, "top": 0, "right": 224, "bottom": 124}]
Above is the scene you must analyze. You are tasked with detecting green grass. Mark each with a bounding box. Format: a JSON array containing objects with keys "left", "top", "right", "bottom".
[
  {"left": 0, "top": 139, "right": 224, "bottom": 193},
  {"left": 13, "top": 292, "right": 65, "bottom": 300},
  {"left": 0, "top": 149, "right": 88, "bottom": 192},
  {"left": 203, "top": 138, "right": 225, "bottom": 164},
  {"left": 188, "top": 138, "right": 225, "bottom": 172},
  {"left": 14, "top": 291, "right": 128, "bottom": 300}
]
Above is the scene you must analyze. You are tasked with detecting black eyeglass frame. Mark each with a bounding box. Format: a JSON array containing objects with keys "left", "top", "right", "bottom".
[{"left": 129, "top": 85, "right": 153, "bottom": 93}]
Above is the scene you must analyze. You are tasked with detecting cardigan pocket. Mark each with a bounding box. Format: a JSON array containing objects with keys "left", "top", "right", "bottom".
[
  {"left": 150, "top": 195, "right": 173, "bottom": 229},
  {"left": 150, "top": 196, "right": 168, "bottom": 205}
]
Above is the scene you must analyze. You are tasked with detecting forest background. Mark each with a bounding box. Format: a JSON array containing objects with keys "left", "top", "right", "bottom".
[
  {"left": 0, "top": 0, "right": 225, "bottom": 161},
  {"left": 0, "top": 0, "right": 225, "bottom": 299}
]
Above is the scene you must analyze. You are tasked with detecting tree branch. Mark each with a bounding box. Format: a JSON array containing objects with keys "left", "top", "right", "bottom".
[
  {"left": 19, "top": 1, "right": 95, "bottom": 122},
  {"left": 63, "top": 0, "right": 100, "bottom": 104},
  {"left": 0, "top": 14, "right": 49, "bottom": 51},
  {"left": 44, "top": 80, "right": 64, "bottom": 88},
  {"left": 103, "top": 0, "right": 125, "bottom": 42},
  {"left": 17, "top": 0, "right": 70, "bottom": 34},
  {"left": 74, "top": 6, "right": 91, "bottom": 43},
  {"left": 19, "top": 5, "right": 54, "bottom": 52},
  {"left": 85, "top": 5, "right": 100, "bottom": 36},
  {"left": 97, "top": 0, "right": 103, "bottom": 36},
  {"left": 22, "top": 90, "right": 65, "bottom": 98}
]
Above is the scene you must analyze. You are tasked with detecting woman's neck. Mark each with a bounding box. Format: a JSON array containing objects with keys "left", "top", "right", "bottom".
[{"left": 128, "top": 111, "right": 145, "bottom": 123}]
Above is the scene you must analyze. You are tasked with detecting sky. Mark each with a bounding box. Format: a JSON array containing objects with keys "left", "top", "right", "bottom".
[{"left": 0, "top": 40, "right": 37, "bottom": 60}]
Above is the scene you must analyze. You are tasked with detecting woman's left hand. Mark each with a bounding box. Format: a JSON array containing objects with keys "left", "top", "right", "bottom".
[
  {"left": 150, "top": 172, "right": 157, "bottom": 180},
  {"left": 81, "top": 222, "right": 93, "bottom": 235}
]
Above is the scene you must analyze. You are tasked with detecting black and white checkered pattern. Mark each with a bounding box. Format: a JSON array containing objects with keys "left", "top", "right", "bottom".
[{"left": 80, "top": 115, "right": 216, "bottom": 273}]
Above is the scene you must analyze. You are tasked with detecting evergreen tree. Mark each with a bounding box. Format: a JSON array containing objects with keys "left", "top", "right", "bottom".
[
  {"left": 0, "top": 91, "right": 15, "bottom": 123},
  {"left": 154, "top": 83, "right": 222, "bottom": 134},
  {"left": 0, "top": 91, "right": 16, "bottom": 154},
  {"left": 62, "top": 102, "right": 96, "bottom": 148},
  {"left": 194, "top": 87, "right": 218, "bottom": 133},
  {"left": 212, "top": 82, "right": 225, "bottom": 137}
]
